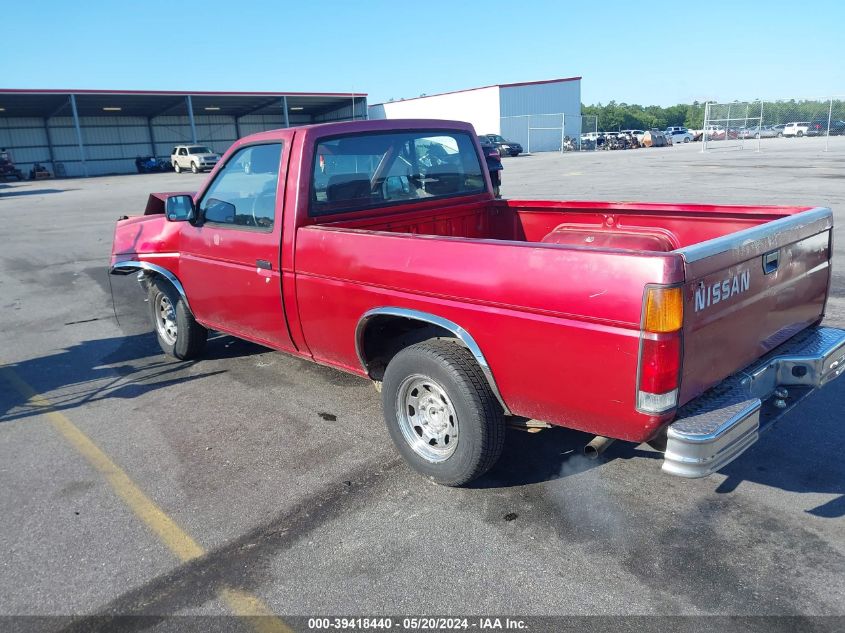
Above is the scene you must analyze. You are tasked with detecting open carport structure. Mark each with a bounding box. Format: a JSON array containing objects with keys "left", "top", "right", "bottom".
[{"left": 0, "top": 89, "right": 367, "bottom": 177}]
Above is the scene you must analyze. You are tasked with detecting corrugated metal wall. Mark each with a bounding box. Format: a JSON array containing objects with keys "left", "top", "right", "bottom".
[
  {"left": 499, "top": 80, "right": 581, "bottom": 152},
  {"left": 2, "top": 112, "right": 315, "bottom": 177},
  {"left": 0, "top": 117, "right": 51, "bottom": 175},
  {"left": 314, "top": 100, "right": 368, "bottom": 122}
]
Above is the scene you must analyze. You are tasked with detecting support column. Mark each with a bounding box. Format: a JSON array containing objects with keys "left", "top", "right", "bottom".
[
  {"left": 234, "top": 116, "right": 242, "bottom": 139},
  {"left": 186, "top": 95, "right": 198, "bottom": 143},
  {"left": 69, "top": 94, "right": 88, "bottom": 177},
  {"left": 282, "top": 96, "right": 290, "bottom": 128},
  {"left": 147, "top": 117, "right": 157, "bottom": 155},
  {"left": 43, "top": 118, "right": 56, "bottom": 170}
]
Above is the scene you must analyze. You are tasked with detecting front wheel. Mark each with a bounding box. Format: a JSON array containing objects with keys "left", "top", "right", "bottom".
[
  {"left": 191, "top": 162, "right": 199, "bottom": 174},
  {"left": 797, "top": 131, "right": 804, "bottom": 137},
  {"left": 382, "top": 340, "right": 505, "bottom": 486},
  {"left": 148, "top": 279, "right": 207, "bottom": 360}
]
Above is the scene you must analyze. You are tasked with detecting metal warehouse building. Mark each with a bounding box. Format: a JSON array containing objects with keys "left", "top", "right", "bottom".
[
  {"left": 0, "top": 89, "right": 367, "bottom": 177},
  {"left": 368, "top": 77, "right": 581, "bottom": 152}
]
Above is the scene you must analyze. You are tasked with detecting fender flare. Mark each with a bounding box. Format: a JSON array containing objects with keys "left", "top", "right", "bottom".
[
  {"left": 355, "top": 306, "right": 511, "bottom": 415},
  {"left": 109, "top": 260, "right": 191, "bottom": 312}
]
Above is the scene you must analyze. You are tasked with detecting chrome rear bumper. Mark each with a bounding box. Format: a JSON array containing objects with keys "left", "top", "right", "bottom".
[{"left": 662, "top": 326, "right": 845, "bottom": 478}]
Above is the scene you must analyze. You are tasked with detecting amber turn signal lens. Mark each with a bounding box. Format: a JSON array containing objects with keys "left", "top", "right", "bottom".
[{"left": 644, "top": 287, "right": 684, "bottom": 333}]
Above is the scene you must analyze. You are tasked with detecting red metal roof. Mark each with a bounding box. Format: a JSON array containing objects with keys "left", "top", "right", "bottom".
[{"left": 369, "top": 76, "right": 581, "bottom": 106}]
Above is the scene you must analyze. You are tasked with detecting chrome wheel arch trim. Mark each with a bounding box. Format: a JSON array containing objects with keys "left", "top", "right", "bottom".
[
  {"left": 355, "top": 306, "right": 511, "bottom": 415},
  {"left": 109, "top": 260, "right": 191, "bottom": 312}
]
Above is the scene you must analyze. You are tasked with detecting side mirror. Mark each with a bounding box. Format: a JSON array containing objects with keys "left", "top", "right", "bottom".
[{"left": 165, "top": 195, "right": 195, "bottom": 222}]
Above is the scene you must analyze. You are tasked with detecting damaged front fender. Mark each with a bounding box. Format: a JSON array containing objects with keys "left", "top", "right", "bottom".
[{"left": 108, "top": 261, "right": 190, "bottom": 335}]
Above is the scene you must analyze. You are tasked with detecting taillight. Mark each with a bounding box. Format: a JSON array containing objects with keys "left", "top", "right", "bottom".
[
  {"left": 488, "top": 150, "right": 501, "bottom": 159},
  {"left": 644, "top": 287, "right": 683, "bottom": 333},
  {"left": 637, "top": 336, "right": 681, "bottom": 413},
  {"left": 638, "top": 286, "right": 684, "bottom": 413}
]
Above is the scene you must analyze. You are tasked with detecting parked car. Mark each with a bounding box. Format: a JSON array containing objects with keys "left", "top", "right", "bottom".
[
  {"left": 830, "top": 120, "right": 845, "bottom": 136},
  {"left": 806, "top": 119, "right": 845, "bottom": 137},
  {"left": 110, "top": 118, "right": 845, "bottom": 486},
  {"left": 771, "top": 124, "right": 787, "bottom": 137},
  {"left": 783, "top": 122, "right": 810, "bottom": 138},
  {"left": 171, "top": 145, "right": 220, "bottom": 173},
  {"left": 702, "top": 126, "right": 739, "bottom": 141},
  {"left": 738, "top": 125, "right": 780, "bottom": 139},
  {"left": 665, "top": 128, "right": 694, "bottom": 144},
  {"left": 482, "top": 134, "right": 523, "bottom": 157},
  {"left": 477, "top": 136, "right": 503, "bottom": 197}
]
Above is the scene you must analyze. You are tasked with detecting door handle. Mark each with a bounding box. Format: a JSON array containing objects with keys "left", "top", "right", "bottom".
[
  {"left": 256, "top": 259, "right": 272, "bottom": 270},
  {"left": 763, "top": 250, "right": 779, "bottom": 275}
]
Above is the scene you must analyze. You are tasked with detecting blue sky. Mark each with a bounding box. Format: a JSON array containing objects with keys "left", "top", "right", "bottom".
[{"left": 3, "top": 0, "right": 843, "bottom": 106}]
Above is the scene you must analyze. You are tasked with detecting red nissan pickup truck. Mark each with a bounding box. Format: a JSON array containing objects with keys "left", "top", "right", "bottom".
[{"left": 110, "top": 119, "right": 845, "bottom": 485}]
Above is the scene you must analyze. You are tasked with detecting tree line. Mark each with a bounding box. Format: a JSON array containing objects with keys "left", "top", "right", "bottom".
[{"left": 582, "top": 99, "right": 840, "bottom": 132}]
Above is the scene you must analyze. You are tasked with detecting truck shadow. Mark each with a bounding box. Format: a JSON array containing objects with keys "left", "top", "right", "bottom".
[
  {"left": 475, "top": 397, "right": 844, "bottom": 518},
  {"left": 471, "top": 426, "right": 660, "bottom": 489},
  {"left": 0, "top": 333, "right": 262, "bottom": 424}
]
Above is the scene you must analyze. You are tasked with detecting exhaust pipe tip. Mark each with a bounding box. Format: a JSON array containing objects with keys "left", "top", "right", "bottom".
[{"left": 583, "top": 436, "right": 615, "bottom": 460}]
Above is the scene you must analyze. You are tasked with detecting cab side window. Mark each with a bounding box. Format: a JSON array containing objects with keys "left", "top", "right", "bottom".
[{"left": 197, "top": 143, "right": 282, "bottom": 230}]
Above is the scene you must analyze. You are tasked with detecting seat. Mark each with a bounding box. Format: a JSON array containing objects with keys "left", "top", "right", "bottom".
[{"left": 327, "top": 174, "right": 372, "bottom": 202}]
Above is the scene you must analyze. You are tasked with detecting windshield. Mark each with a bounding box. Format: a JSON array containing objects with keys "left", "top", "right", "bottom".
[
  {"left": 189, "top": 146, "right": 213, "bottom": 154},
  {"left": 311, "top": 130, "right": 485, "bottom": 217}
]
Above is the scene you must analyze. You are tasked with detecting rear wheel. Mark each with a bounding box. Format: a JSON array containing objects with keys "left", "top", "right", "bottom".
[
  {"left": 382, "top": 339, "right": 505, "bottom": 486},
  {"left": 174, "top": 162, "right": 182, "bottom": 173},
  {"left": 797, "top": 131, "right": 804, "bottom": 137},
  {"left": 148, "top": 279, "right": 207, "bottom": 360}
]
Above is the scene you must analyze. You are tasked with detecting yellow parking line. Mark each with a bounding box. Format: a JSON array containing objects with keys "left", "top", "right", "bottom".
[{"left": 1, "top": 366, "right": 293, "bottom": 633}]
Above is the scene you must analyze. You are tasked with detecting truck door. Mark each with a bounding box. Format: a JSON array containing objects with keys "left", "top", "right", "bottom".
[{"left": 178, "top": 136, "right": 295, "bottom": 352}]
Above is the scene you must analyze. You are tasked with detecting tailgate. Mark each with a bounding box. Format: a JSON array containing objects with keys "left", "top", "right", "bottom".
[{"left": 678, "top": 207, "right": 832, "bottom": 405}]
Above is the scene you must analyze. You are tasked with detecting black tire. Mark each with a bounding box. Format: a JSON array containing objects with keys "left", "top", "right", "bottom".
[
  {"left": 174, "top": 162, "right": 182, "bottom": 173},
  {"left": 797, "top": 131, "right": 804, "bottom": 137},
  {"left": 191, "top": 162, "right": 199, "bottom": 174},
  {"left": 777, "top": 132, "right": 783, "bottom": 137},
  {"left": 382, "top": 339, "right": 505, "bottom": 486},
  {"left": 148, "top": 278, "right": 207, "bottom": 360},
  {"left": 684, "top": 137, "right": 690, "bottom": 143}
]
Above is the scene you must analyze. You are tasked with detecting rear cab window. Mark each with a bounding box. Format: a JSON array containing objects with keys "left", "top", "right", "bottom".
[{"left": 310, "top": 130, "right": 486, "bottom": 217}]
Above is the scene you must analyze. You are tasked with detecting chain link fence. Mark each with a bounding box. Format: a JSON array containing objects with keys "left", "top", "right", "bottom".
[
  {"left": 500, "top": 114, "right": 598, "bottom": 153},
  {"left": 702, "top": 97, "right": 845, "bottom": 152}
]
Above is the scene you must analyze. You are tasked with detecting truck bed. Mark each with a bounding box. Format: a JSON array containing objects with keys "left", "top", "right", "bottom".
[
  {"left": 317, "top": 198, "right": 806, "bottom": 251},
  {"left": 298, "top": 199, "right": 831, "bottom": 441}
]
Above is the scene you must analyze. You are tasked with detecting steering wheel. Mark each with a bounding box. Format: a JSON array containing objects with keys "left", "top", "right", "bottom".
[{"left": 251, "top": 190, "right": 276, "bottom": 228}]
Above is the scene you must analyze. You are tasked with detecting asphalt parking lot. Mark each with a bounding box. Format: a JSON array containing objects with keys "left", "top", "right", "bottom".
[{"left": 1, "top": 137, "right": 844, "bottom": 629}]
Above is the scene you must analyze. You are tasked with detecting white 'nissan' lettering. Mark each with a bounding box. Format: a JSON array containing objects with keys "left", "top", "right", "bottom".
[{"left": 694, "top": 270, "right": 751, "bottom": 312}]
